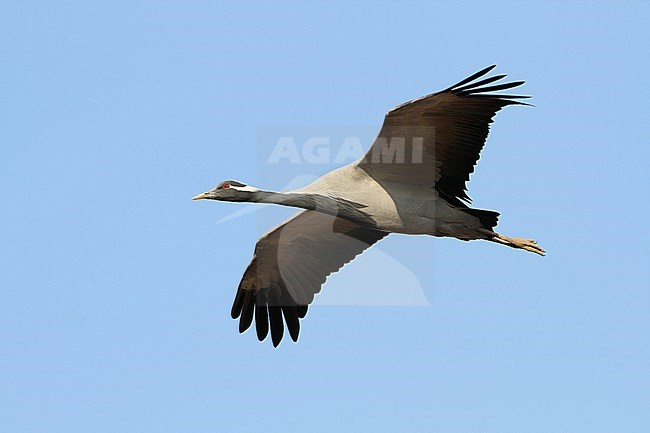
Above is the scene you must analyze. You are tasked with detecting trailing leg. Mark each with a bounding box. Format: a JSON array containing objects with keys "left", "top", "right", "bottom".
[{"left": 478, "top": 229, "right": 545, "bottom": 256}]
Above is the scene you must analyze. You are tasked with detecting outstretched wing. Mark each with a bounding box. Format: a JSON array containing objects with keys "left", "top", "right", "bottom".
[
  {"left": 231, "top": 210, "right": 388, "bottom": 347},
  {"left": 357, "top": 65, "right": 530, "bottom": 205}
]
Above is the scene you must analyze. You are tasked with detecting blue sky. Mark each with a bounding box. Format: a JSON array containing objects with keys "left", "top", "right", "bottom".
[{"left": 1, "top": 1, "right": 649, "bottom": 432}]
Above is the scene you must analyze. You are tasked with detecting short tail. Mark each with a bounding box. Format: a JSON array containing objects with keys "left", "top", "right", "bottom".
[{"left": 461, "top": 208, "right": 500, "bottom": 231}]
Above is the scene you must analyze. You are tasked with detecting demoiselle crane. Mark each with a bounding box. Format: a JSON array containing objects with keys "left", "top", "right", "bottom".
[{"left": 193, "top": 65, "right": 544, "bottom": 346}]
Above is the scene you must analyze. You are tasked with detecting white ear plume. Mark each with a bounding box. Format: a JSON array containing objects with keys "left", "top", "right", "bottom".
[{"left": 230, "top": 185, "right": 260, "bottom": 192}]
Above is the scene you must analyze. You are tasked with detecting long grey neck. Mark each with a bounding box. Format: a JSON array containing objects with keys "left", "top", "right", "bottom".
[{"left": 248, "top": 190, "right": 377, "bottom": 227}]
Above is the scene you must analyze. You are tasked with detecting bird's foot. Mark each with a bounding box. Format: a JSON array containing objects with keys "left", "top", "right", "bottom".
[{"left": 491, "top": 233, "right": 546, "bottom": 256}]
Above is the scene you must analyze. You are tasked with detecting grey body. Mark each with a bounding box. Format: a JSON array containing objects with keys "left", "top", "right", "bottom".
[
  {"left": 295, "top": 164, "right": 479, "bottom": 237},
  {"left": 193, "top": 65, "right": 545, "bottom": 347}
]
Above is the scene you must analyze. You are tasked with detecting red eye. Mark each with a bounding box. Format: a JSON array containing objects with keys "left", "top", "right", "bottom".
[{"left": 223, "top": 183, "right": 230, "bottom": 189}]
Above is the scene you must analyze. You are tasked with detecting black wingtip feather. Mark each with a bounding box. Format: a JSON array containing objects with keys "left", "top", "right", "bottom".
[
  {"left": 282, "top": 305, "right": 300, "bottom": 342},
  {"left": 453, "top": 74, "right": 506, "bottom": 93},
  {"left": 268, "top": 305, "right": 284, "bottom": 347},
  {"left": 457, "top": 80, "right": 525, "bottom": 96},
  {"left": 468, "top": 96, "right": 534, "bottom": 107},
  {"left": 442, "top": 66, "right": 529, "bottom": 103},
  {"left": 255, "top": 300, "right": 269, "bottom": 341},
  {"left": 231, "top": 289, "right": 245, "bottom": 319},
  {"left": 238, "top": 292, "right": 254, "bottom": 333},
  {"left": 443, "top": 65, "right": 497, "bottom": 91},
  {"left": 470, "top": 94, "right": 531, "bottom": 99}
]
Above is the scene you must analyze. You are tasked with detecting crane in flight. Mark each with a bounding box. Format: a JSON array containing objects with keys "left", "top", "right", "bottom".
[{"left": 193, "top": 65, "right": 544, "bottom": 347}]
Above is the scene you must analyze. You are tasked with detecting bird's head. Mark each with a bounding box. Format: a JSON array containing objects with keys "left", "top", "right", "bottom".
[{"left": 192, "top": 180, "right": 260, "bottom": 202}]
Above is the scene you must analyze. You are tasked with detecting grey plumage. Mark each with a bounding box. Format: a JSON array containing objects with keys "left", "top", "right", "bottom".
[{"left": 194, "top": 66, "right": 544, "bottom": 347}]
